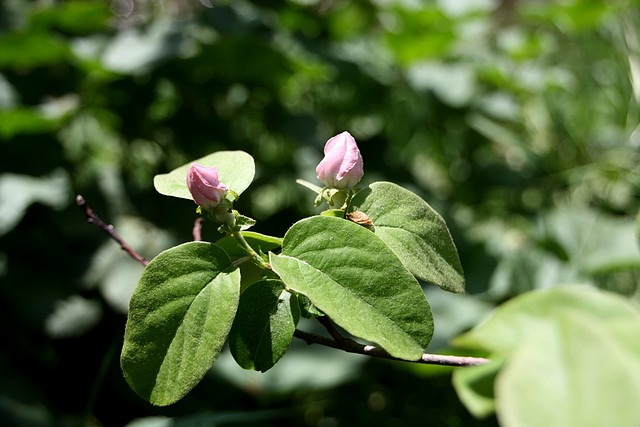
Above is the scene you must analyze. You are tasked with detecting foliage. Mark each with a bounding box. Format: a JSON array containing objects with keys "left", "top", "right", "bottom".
[
  {"left": 1, "top": 0, "right": 639, "bottom": 426},
  {"left": 121, "top": 149, "right": 457, "bottom": 405}
]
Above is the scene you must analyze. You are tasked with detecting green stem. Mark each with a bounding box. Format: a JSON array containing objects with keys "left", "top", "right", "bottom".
[{"left": 231, "top": 230, "right": 271, "bottom": 270}]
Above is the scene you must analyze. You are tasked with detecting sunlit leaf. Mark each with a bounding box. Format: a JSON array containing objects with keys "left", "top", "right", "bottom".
[
  {"left": 153, "top": 151, "right": 255, "bottom": 200},
  {"left": 270, "top": 216, "right": 433, "bottom": 360},
  {"left": 121, "top": 242, "right": 240, "bottom": 406},
  {"left": 349, "top": 181, "right": 464, "bottom": 293}
]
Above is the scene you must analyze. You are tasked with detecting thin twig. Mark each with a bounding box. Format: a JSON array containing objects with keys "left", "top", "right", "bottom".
[
  {"left": 76, "top": 195, "right": 149, "bottom": 267},
  {"left": 293, "top": 330, "right": 489, "bottom": 367},
  {"left": 317, "top": 316, "right": 346, "bottom": 343}
]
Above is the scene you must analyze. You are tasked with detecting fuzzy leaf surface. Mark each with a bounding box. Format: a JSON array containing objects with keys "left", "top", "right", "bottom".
[
  {"left": 121, "top": 242, "right": 240, "bottom": 406},
  {"left": 270, "top": 215, "right": 433, "bottom": 360},
  {"left": 349, "top": 181, "right": 464, "bottom": 293}
]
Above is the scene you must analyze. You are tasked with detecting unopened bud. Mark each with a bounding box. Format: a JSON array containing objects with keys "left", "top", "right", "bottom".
[
  {"left": 186, "top": 163, "right": 228, "bottom": 210},
  {"left": 316, "top": 131, "right": 364, "bottom": 189}
]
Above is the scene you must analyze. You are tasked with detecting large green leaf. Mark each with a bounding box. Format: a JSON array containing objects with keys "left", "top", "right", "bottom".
[
  {"left": 349, "top": 181, "right": 464, "bottom": 293},
  {"left": 270, "top": 216, "right": 433, "bottom": 360},
  {"left": 228, "top": 280, "right": 299, "bottom": 372},
  {"left": 453, "top": 286, "right": 640, "bottom": 427},
  {"left": 121, "top": 242, "right": 241, "bottom": 406},
  {"left": 153, "top": 151, "right": 255, "bottom": 200}
]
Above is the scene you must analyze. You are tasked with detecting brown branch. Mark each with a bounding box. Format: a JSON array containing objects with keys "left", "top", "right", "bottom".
[
  {"left": 317, "top": 316, "right": 345, "bottom": 343},
  {"left": 293, "top": 329, "right": 489, "bottom": 367},
  {"left": 76, "top": 195, "right": 149, "bottom": 267}
]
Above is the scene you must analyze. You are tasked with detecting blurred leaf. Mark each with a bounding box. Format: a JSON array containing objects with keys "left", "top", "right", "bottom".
[
  {"left": 44, "top": 295, "right": 102, "bottom": 338},
  {"left": 270, "top": 216, "right": 433, "bottom": 360},
  {"left": 121, "top": 242, "right": 240, "bottom": 406},
  {"left": 384, "top": 7, "right": 455, "bottom": 65},
  {"left": 539, "top": 207, "right": 640, "bottom": 274},
  {"left": 154, "top": 151, "right": 255, "bottom": 201},
  {"left": 212, "top": 343, "right": 363, "bottom": 394},
  {"left": 82, "top": 215, "right": 175, "bottom": 314},
  {"left": 29, "top": 1, "right": 110, "bottom": 35},
  {"left": 425, "top": 287, "right": 494, "bottom": 350},
  {"left": 0, "top": 108, "right": 58, "bottom": 139},
  {"left": 488, "top": 247, "right": 585, "bottom": 298},
  {"left": 0, "top": 31, "right": 68, "bottom": 67},
  {"left": 453, "top": 286, "right": 640, "bottom": 427},
  {"left": 101, "top": 20, "right": 191, "bottom": 74},
  {"left": 349, "top": 181, "right": 465, "bottom": 293},
  {"left": 229, "top": 280, "right": 299, "bottom": 372},
  {"left": 0, "top": 170, "right": 69, "bottom": 236},
  {"left": 406, "top": 61, "right": 476, "bottom": 106},
  {"left": 453, "top": 359, "right": 502, "bottom": 419}
]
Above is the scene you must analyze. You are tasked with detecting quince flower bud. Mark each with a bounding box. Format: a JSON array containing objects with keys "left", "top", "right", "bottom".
[
  {"left": 316, "top": 131, "right": 364, "bottom": 189},
  {"left": 186, "top": 163, "right": 228, "bottom": 209}
]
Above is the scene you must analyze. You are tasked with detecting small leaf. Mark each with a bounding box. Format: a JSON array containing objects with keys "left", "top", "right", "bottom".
[
  {"left": 228, "top": 280, "right": 299, "bottom": 372},
  {"left": 121, "top": 242, "right": 240, "bottom": 406},
  {"left": 270, "top": 216, "right": 433, "bottom": 360},
  {"left": 349, "top": 181, "right": 464, "bottom": 293},
  {"left": 153, "top": 151, "right": 255, "bottom": 200}
]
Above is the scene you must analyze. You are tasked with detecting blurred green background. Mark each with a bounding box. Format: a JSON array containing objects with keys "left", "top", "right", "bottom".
[{"left": 1, "top": 0, "right": 639, "bottom": 426}]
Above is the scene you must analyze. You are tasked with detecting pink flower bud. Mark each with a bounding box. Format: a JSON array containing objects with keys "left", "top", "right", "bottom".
[
  {"left": 316, "top": 131, "right": 364, "bottom": 189},
  {"left": 187, "top": 163, "right": 228, "bottom": 209}
]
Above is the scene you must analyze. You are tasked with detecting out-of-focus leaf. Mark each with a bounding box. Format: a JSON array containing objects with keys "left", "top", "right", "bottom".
[
  {"left": 44, "top": 295, "right": 103, "bottom": 338},
  {"left": 83, "top": 215, "right": 175, "bottom": 314},
  {"left": 453, "top": 359, "right": 502, "bottom": 419},
  {"left": 102, "top": 20, "right": 191, "bottom": 74},
  {"left": 212, "top": 343, "right": 363, "bottom": 394},
  {"left": 0, "top": 108, "right": 59, "bottom": 139},
  {"left": 0, "top": 31, "right": 68, "bottom": 67},
  {"left": 453, "top": 286, "right": 640, "bottom": 427},
  {"left": 539, "top": 207, "right": 640, "bottom": 274},
  {"left": 29, "top": 2, "right": 111, "bottom": 35},
  {"left": 0, "top": 170, "right": 69, "bottom": 236}
]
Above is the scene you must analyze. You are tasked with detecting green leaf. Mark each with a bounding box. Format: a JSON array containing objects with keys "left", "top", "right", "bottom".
[
  {"left": 228, "top": 280, "right": 299, "bottom": 372},
  {"left": 121, "top": 242, "right": 240, "bottom": 406},
  {"left": 270, "top": 216, "right": 433, "bottom": 360},
  {"left": 539, "top": 207, "right": 640, "bottom": 274},
  {"left": 452, "top": 359, "right": 502, "bottom": 418},
  {"left": 0, "top": 31, "right": 68, "bottom": 68},
  {"left": 153, "top": 151, "right": 255, "bottom": 200},
  {"left": 453, "top": 286, "right": 640, "bottom": 427},
  {"left": 349, "top": 181, "right": 464, "bottom": 293}
]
